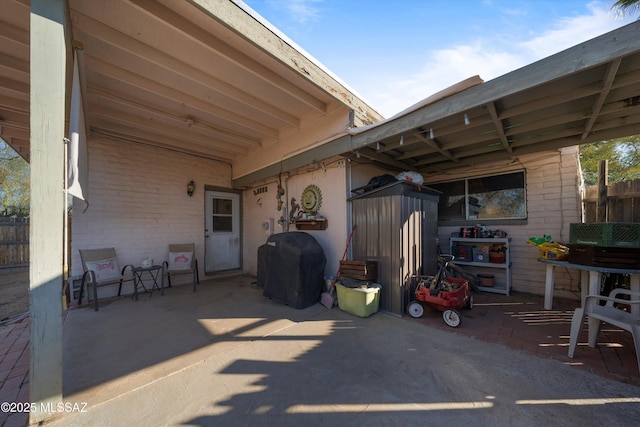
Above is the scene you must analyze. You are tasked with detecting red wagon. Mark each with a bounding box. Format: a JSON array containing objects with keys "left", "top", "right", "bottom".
[{"left": 407, "top": 255, "right": 472, "bottom": 327}]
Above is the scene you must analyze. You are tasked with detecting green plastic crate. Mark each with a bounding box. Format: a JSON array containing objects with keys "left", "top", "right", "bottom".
[{"left": 569, "top": 223, "right": 640, "bottom": 248}]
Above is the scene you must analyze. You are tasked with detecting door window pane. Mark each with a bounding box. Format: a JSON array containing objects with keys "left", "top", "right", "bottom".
[
  {"left": 212, "top": 198, "right": 233, "bottom": 232},
  {"left": 213, "top": 198, "right": 233, "bottom": 215}
]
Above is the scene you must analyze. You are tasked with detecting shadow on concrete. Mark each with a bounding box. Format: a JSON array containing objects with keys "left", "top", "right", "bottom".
[{"left": 58, "top": 274, "right": 640, "bottom": 426}]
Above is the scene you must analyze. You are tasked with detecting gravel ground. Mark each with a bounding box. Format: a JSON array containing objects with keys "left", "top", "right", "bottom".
[{"left": 0, "top": 269, "right": 29, "bottom": 321}]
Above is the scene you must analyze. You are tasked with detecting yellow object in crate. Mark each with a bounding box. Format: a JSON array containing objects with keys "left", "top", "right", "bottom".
[{"left": 536, "top": 241, "right": 569, "bottom": 260}]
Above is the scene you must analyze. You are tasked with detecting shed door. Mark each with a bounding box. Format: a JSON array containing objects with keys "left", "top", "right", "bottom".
[{"left": 205, "top": 191, "right": 240, "bottom": 273}]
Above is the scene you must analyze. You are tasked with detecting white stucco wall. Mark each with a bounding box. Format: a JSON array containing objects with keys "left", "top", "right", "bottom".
[
  {"left": 71, "top": 137, "right": 232, "bottom": 298},
  {"left": 242, "top": 158, "right": 349, "bottom": 281},
  {"left": 425, "top": 147, "right": 583, "bottom": 300}
]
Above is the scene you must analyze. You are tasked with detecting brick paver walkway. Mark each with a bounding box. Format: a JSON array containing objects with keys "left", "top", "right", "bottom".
[{"left": 0, "top": 316, "right": 30, "bottom": 427}]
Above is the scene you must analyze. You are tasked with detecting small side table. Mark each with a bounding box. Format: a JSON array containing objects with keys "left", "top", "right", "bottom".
[{"left": 132, "top": 265, "right": 164, "bottom": 300}]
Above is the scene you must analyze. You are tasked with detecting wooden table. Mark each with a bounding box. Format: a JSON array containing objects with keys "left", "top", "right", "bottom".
[{"left": 537, "top": 258, "right": 640, "bottom": 314}]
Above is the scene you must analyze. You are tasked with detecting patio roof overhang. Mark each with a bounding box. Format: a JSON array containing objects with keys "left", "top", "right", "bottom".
[
  {"left": 3, "top": 2, "right": 640, "bottom": 189},
  {"left": 0, "top": 0, "right": 382, "bottom": 174},
  {"left": 233, "top": 20, "right": 640, "bottom": 188}
]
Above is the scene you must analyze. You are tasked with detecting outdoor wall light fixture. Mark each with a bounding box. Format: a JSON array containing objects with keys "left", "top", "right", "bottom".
[{"left": 187, "top": 180, "right": 196, "bottom": 197}]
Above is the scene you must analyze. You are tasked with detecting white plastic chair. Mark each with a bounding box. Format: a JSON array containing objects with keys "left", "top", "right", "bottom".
[{"left": 568, "top": 288, "right": 640, "bottom": 373}]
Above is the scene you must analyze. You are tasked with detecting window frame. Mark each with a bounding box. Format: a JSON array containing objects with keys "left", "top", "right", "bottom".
[{"left": 430, "top": 170, "right": 528, "bottom": 226}]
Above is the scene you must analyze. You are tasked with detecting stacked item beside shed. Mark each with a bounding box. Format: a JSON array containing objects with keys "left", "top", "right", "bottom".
[
  {"left": 568, "top": 223, "right": 640, "bottom": 269},
  {"left": 336, "top": 260, "right": 381, "bottom": 317},
  {"left": 339, "top": 260, "right": 378, "bottom": 281}
]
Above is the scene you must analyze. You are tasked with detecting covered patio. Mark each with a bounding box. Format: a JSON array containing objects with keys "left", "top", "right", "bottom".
[
  {"left": 2, "top": 275, "right": 640, "bottom": 426},
  {"left": 3, "top": 2, "right": 640, "bottom": 423}
]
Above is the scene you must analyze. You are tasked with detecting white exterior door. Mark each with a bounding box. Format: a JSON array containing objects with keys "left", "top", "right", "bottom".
[{"left": 205, "top": 191, "right": 240, "bottom": 273}]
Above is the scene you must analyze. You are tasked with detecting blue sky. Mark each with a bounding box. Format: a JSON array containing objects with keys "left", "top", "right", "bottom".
[{"left": 241, "top": 0, "right": 636, "bottom": 117}]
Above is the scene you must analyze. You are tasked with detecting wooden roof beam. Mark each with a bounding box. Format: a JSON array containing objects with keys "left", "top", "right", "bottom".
[
  {"left": 418, "top": 134, "right": 457, "bottom": 161},
  {"left": 582, "top": 58, "right": 621, "bottom": 140},
  {"left": 486, "top": 102, "right": 512, "bottom": 152},
  {"left": 84, "top": 55, "right": 279, "bottom": 139},
  {"left": 129, "top": 0, "right": 328, "bottom": 113},
  {"left": 356, "top": 146, "right": 415, "bottom": 170},
  {"left": 72, "top": 11, "right": 302, "bottom": 127},
  {"left": 89, "top": 85, "right": 262, "bottom": 148},
  {"left": 394, "top": 128, "right": 456, "bottom": 161}
]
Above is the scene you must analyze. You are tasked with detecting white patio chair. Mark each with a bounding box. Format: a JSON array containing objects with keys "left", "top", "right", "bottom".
[
  {"left": 568, "top": 288, "right": 640, "bottom": 373},
  {"left": 163, "top": 243, "right": 199, "bottom": 292},
  {"left": 78, "top": 248, "right": 135, "bottom": 311}
]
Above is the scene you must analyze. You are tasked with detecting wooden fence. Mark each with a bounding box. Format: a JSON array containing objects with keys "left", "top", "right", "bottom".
[
  {"left": 0, "top": 217, "right": 29, "bottom": 269},
  {"left": 583, "top": 179, "right": 640, "bottom": 223}
]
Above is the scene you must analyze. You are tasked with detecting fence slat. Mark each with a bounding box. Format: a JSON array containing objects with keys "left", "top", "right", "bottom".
[
  {"left": 583, "top": 179, "right": 640, "bottom": 223},
  {"left": 0, "top": 218, "right": 29, "bottom": 268}
]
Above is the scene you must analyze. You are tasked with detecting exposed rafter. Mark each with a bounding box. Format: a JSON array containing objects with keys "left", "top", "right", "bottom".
[
  {"left": 486, "top": 102, "right": 512, "bottom": 152},
  {"left": 582, "top": 58, "right": 622, "bottom": 140}
]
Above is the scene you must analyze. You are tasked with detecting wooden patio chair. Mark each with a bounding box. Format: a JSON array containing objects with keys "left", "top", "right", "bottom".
[
  {"left": 568, "top": 288, "right": 640, "bottom": 374},
  {"left": 78, "top": 248, "right": 135, "bottom": 311},
  {"left": 163, "top": 243, "right": 199, "bottom": 292}
]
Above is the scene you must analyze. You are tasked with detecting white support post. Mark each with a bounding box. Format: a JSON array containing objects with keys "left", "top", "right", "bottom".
[{"left": 29, "top": 0, "right": 67, "bottom": 423}]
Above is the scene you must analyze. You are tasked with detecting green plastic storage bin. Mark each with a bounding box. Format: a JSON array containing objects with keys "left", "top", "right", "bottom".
[{"left": 335, "top": 283, "right": 381, "bottom": 317}]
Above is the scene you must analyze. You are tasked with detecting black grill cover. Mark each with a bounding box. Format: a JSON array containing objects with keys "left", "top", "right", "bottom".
[{"left": 258, "top": 232, "right": 326, "bottom": 309}]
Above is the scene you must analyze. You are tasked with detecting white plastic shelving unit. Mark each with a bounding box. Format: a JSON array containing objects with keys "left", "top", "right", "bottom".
[{"left": 450, "top": 237, "right": 511, "bottom": 295}]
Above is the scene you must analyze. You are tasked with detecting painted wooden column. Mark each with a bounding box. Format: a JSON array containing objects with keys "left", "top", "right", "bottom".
[{"left": 29, "top": 0, "right": 67, "bottom": 423}]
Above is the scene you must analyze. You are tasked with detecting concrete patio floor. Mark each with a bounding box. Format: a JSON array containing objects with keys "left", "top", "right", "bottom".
[{"left": 4, "top": 273, "right": 640, "bottom": 426}]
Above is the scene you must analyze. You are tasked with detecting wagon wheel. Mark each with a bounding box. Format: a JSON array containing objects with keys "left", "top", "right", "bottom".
[
  {"left": 442, "top": 309, "right": 461, "bottom": 327},
  {"left": 466, "top": 295, "right": 474, "bottom": 310},
  {"left": 407, "top": 301, "right": 424, "bottom": 318}
]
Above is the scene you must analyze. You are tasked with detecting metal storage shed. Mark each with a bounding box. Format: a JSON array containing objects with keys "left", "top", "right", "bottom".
[{"left": 349, "top": 181, "right": 440, "bottom": 316}]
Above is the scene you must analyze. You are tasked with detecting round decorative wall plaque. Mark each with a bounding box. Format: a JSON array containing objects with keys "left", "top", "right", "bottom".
[{"left": 301, "top": 184, "right": 322, "bottom": 215}]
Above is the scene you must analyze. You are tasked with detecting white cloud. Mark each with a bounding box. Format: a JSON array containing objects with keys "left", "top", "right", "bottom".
[
  {"left": 268, "top": 0, "right": 322, "bottom": 24},
  {"left": 518, "top": 2, "right": 627, "bottom": 59},
  {"left": 366, "top": 2, "right": 634, "bottom": 118}
]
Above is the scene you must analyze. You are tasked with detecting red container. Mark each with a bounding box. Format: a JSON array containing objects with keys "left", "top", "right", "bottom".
[
  {"left": 489, "top": 251, "right": 505, "bottom": 263},
  {"left": 460, "top": 227, "right": 477, "bottom": 238},
  {"left": 414, "top": 276, "right": 470, "bottom": 312}
]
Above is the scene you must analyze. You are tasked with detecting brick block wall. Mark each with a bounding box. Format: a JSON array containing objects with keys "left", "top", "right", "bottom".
[
  {"left": 71, "top": 137, "right": 231, "bottom": 299},
  {"left": 430, "top": 147, "right": 583, "bottom": 299}
]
